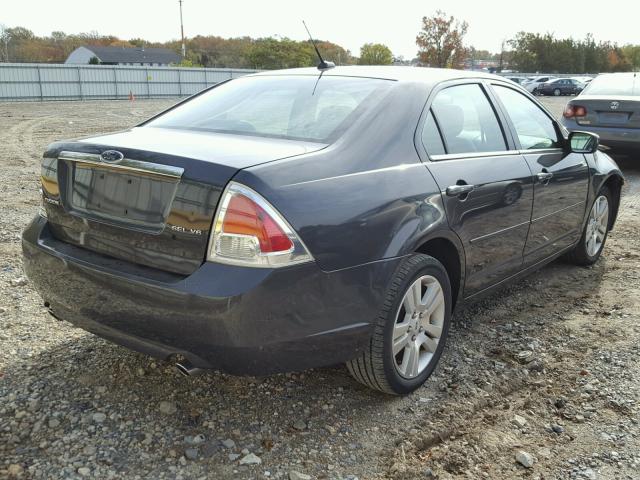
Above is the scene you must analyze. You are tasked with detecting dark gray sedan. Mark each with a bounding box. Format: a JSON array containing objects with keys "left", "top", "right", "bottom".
[
  {"left": 22, "top": 67, "right": 624, "bottom": 394},
  {"left": 562, "top": 72, "right": 640, "bottom": 152},
  {"left": 538, "top": 78, "right": 583, "bottom": 96}
]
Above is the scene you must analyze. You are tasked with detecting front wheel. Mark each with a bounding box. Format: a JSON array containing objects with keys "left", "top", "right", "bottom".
[
  {"left": 346, "top": 254, "right": 451, "bottom": 395},
  {"left": 565, "top": 187, "right": 612, "bottom": 265}
]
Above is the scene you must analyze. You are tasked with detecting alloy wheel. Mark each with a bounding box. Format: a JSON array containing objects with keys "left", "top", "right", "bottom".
[
  {"left": 585, "top": 195, "right": 609, "bottom": 257},
  {"left": 392, "top": 275, "right": 445, "bottom": 379}
]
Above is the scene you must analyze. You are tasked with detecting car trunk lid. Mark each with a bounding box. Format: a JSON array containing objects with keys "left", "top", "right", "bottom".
[
  {"left": 571, "top": 95, "right": 640, "bottom": 129},
  {"left": 41, "top": 127, "right": 325, "bottom": 275}
]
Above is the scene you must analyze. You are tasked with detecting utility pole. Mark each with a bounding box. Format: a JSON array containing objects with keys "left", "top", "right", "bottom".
[
  {"left": 0, "top": 25, "right": 9, "bottom": 63},
  {"left": 179, "top": 0, "right": 186, "bottom": 58},
  {"left": 1, "top": 36, "right": 8, "bottom": 63}
]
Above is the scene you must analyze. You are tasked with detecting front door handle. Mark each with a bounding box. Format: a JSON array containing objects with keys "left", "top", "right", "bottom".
[
  {"left": 446, "top": 184, "right": 475, "bottom": 197},
  {"left": 537, "top": 171, "right": 553, "bottom": 184}
]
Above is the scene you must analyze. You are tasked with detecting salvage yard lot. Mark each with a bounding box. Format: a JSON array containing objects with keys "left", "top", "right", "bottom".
[{"left": 1, "top": 96, "right": 639, "bottom": 479}]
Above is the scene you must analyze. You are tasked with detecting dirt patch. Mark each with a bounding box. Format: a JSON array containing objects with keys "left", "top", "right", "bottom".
[{"left": 0, "top": 98, "right": 639, "bottom": 479}]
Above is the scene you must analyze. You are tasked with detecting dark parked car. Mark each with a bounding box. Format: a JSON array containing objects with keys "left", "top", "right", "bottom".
[
  {"left": 538, "top": 78, "right": 584, "bottom": 96},
  {"left": 561, "top": 72, "right": 640, "bottom": 152},
  {"left": 23, "top": 67, "right": 624, "bottom": 394}
]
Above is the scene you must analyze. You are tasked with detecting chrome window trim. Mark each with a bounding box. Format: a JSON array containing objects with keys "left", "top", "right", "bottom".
[
  {"left": 430, "top": 150, "right": 521, "bottom": 162},
  {"left": 517, "top": 147, "right": 564, "bottom": 155},
  {"left": 58, "top": 151, "right": 184, "bottom": 180}
]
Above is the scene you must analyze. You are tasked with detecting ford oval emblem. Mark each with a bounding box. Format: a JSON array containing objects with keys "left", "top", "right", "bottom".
[{"left": 100, "top": 150, "right": 124, "bottom": 163}]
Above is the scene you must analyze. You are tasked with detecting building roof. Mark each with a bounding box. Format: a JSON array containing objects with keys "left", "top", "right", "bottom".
[
  {"left": 82, "top": 46, "right": 181, "bottom": 64},
  {"left": 251, "top": 66, "right": 503, "bottom": 84}
]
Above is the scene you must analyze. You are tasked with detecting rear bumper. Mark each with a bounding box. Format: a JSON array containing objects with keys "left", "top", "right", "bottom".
[
  {"left": 561, "top": 119, "right": 640, "bottom": 151},
  {"left": 22, "top": 216, "right": 400, "bottom": 375}
]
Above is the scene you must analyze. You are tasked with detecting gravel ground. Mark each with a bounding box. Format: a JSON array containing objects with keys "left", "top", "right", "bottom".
[{"left": 1, "top": 96, "right": 639, "bottom": 480}]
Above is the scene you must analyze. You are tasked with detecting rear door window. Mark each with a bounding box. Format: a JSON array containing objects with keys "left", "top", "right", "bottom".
[
  {"left": 421, "top": 111, "right": 446, "bottom": 155},
  {"left": 430, "top": 84, "right": 507, "bottom": 155},
  {"left": 493, "top": 85, "right": 561, "bottom": 150}
]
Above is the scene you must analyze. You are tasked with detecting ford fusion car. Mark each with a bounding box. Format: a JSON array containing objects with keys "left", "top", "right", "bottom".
[
  {"left": 22, "top": 67, "right": 624, "bottom": 395},
  {"left": 562, "top": 72, "right": 640, "bottom": 152}
]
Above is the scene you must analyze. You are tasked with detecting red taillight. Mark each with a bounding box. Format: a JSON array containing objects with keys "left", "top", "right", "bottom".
[
  {"left": 563, "top": 104, "right": 587, "bottom": 118},
  {"left": 207, "top": 182, "right": 313, "bottom": 267},
  {"left": 223, "top": 194, "right": 293, "bottom": 253}
]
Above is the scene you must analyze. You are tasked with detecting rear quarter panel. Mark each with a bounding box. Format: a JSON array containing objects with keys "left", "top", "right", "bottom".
[{"left": 233, "top": 82, "right": 455, "bottom": 272}]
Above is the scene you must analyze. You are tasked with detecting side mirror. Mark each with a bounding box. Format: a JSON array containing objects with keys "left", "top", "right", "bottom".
[{"left": 569, "top": 131, "right": 599, "bottom": 154}]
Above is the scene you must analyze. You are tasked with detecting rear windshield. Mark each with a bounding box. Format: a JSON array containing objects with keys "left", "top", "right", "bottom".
[
  {"left": 145, "top": 75, "right": 393, "bottom": 142},
  {"left": 583, "top": 74, "right": 639, "bottom": 96}
]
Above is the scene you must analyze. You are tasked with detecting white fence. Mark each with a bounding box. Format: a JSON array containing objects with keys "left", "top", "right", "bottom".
[
  {"left": 0, "top": 63, "right": 259, "bottom": 102},
  {"left": 496, "top": 72, "right": 597, "bottom": 79}
]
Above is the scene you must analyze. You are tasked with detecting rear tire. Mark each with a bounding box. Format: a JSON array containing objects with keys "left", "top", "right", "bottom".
[
  {"left": 553, "top": 88, "right": 561, "bottom": 96},
  {"left": 565, "top": 187, "right": 612, "bottom": 266},
  {"left": 346, "top": 254, "right": 452, "bottom": 395}
]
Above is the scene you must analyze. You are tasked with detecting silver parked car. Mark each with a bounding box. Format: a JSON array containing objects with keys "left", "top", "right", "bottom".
[
  {"left": 561, "top": 73, "right": 640, "bottom": 152},
  {"left": 522, "top": 75, "right": 558, "bottom": 94},
  {"left": 505, "top": 76, "right": 525, "bottom": 85}
]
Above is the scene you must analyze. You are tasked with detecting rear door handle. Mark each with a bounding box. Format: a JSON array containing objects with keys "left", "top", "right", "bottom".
[
  {"left": 446, "top": 184, "right": 475, "bottom": 197},
  {"left": 537, "top": 172, "right": 553, "bottom": 183}
]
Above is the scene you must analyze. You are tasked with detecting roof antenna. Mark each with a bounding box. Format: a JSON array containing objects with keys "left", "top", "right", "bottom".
[{"left": 303, "top": 21, "right": 335, "bottom": 71}]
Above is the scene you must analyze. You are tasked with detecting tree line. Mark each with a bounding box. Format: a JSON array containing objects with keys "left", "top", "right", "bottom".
[
  {"left": 0, "top": 25, "right": 392, "bottom": 69},
  {"left": 1, "top": 16, "right": 639, "bottom": 73},
  {"left": 415, "top": 11, "right": 640, "bottom": 73},
  {"left": 507, "top": 32, "right": 640, "bottom": 73}
]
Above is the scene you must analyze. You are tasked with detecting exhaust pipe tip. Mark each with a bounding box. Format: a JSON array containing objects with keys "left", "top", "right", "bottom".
[{"left": 175, "top": 361, "right": 202, "bottom": 377}]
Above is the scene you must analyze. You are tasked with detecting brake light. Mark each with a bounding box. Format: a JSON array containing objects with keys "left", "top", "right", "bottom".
[
  {"left": 563, "top": 104, "right": 587, "bottom": 118},
  {"left": 207, "top": 182, "right": 313, "bottom": 267},
  {"left": 223, "top": 194, "right": 293, "bottom": 253}
]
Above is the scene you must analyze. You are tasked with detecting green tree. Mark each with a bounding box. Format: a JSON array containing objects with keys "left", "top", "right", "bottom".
[
  {"left": 358, "top": 43, "right": 393, "bottom": 65},
  {"left": 173, "top": 58, "right": 202, "bottom": 68},
  {"left": 507, "top": 32, "right": 627, "bottom": 73},
  {"left": 621, "top": 44, "right": 640, "bottom": 70},
  {"left": 416, "top": 10, "right": 468, "bottom": 68},
  {"left": 247, "top": 38, "right": 315, "bottom": 69}
]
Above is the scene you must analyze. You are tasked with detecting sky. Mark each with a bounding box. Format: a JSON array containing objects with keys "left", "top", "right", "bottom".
[{"left": 3, "top": 0, "right": 639, "bottom": 58}]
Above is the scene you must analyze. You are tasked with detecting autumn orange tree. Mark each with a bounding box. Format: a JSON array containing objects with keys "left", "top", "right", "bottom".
[{"left": 416, "top": 11, "right": 468, "bottom": 68}]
